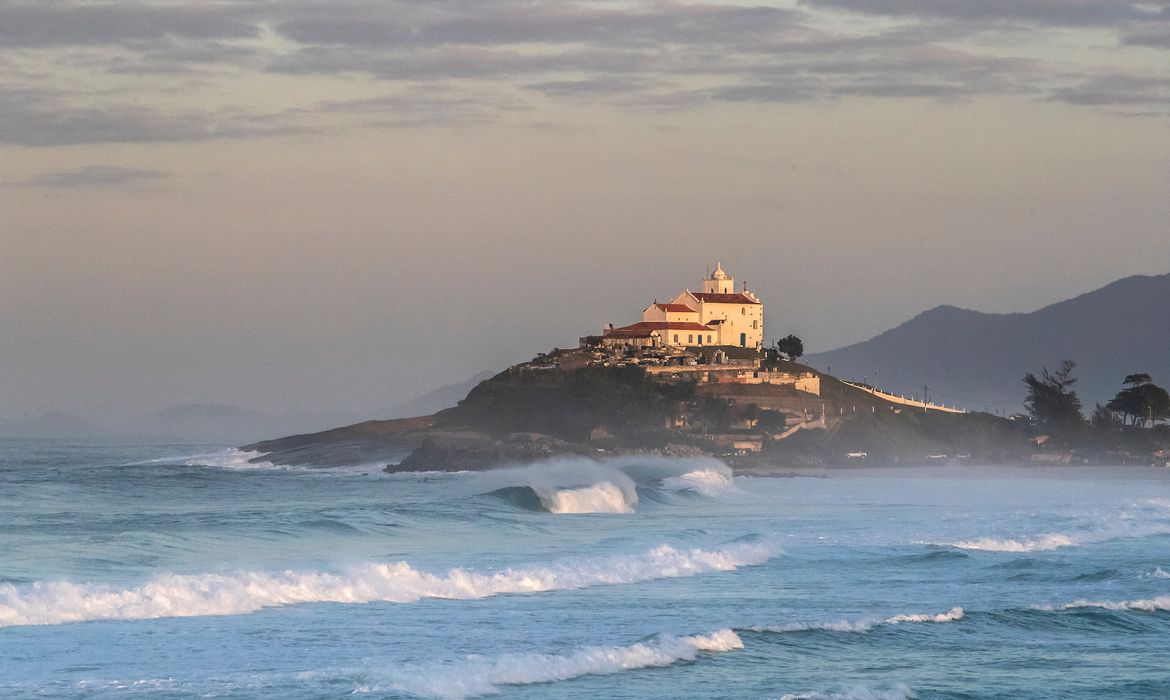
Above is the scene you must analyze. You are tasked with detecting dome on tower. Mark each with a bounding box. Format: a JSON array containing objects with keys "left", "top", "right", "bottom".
[{"left": 712, "top": 262, "right": 727, "bottom": 280}]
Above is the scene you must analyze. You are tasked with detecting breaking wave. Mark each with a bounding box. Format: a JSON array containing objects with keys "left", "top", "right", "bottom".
[
  {"left": 177, "top": 448, "right": 388, "bottom": 474},
  {"left": 658, "top": 466, "right": 740, "bottom": 498},
  {"left": 930, "top": 519, "right": 1170, "bottom": 553},
  {"left": 750, "top": 607, "right": 963, "bottom": 634},
  {"left": 942, "top": 533, "right": 1077, "bottom": 552},
  {"left": 356, "top": 629, "right": 743, "bottom": 699},
  {"left": 1044, "top": 596, "right": 1170, "bottom": 613},
  {"left": 779, "top": 684, "right": 917, "bottom": 700},
  {"left": 0, "top": 542, "right": 774, "bottom": 627},
  {"left": 472, "top": 455, "right": 739, "bottom": 513}
]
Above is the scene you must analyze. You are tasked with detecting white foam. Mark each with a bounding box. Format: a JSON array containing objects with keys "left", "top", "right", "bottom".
[
  {"left": 1052, "top": 596, "right": 1170, "bottom": 612},
  {"left": 780, "top": 684, "right": 917, "bottom": 700},
  {"left": 659, "top": 466, "right": 741, "bottom": 498},
  {"left": 932, "top": 519, "right": 1170, "bottom": 553},
  {"left": 752, "top": 608, "right": 963, "bottom": 634},
  {"left": 183, "top": 448, "right": 282, "bottom": 470},
  {"left": 942, "top": 533, "right": 1077, "bottom": 552},
  {"left": 178, "top": 448, "right": 391, "bottom": 474},
  {"left": 0, "top": 542, "right": 774, "bottom": 628},
  {"left": 362, "top": 629, "right": 743, "bottom": 699},
  {"left": 885, "top": 607, "right": 964, "bottom": 624},
  {"left": 537, "top": 481, "right": 635, "bottom": 514},
  {"left": 466, "top": 458, "right": 641, "bottom": 513},
  {"left": 1149, "top": 566, "right": 1170, "bottom": 579}
]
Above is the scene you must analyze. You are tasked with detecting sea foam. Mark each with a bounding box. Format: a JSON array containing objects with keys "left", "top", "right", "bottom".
[
  {"left": 0, "top": 542, "right": 774, "bottom": 627},
  {"left": 942, "top": 533, "right": 1077, "bottom": 553},
  {"left": 930, "top": 518, "right": 1170, "bottom": 553},
  {"left": 1048, "top": 596, "right": 1170, "bottom": 613},
  {"left": 360, "top": 629, "right": 743, "bottom": 699},
  {"left": 751, "top": 607, "right": 963, "bottom": 634}
]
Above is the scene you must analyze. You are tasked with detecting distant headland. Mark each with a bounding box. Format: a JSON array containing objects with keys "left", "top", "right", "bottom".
[{"left": 244, "top": 265, "right": 1170, "bottom": 472}]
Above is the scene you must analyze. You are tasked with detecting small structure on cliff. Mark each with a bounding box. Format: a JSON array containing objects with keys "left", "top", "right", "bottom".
[{"left": 589, "top": 263, "right": 764, "bottom": 351}]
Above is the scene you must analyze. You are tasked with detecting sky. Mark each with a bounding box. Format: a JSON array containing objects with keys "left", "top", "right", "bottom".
[{"left": 1, "top": 0, "right": 1169, "bottom": 423}]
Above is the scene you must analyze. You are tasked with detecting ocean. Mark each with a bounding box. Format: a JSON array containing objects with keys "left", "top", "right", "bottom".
[{"left": 2, "top": 439, "right": 1169, "bottom": 699}]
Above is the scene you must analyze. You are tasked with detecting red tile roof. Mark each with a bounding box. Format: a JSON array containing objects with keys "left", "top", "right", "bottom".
[
  {"left": 690, "top": 292, "right": 760, "bottom": 304},
  {"left": 606, "top": 321, "right": 716, "bottom": 337},
  {"left": 654, "top": 303, "right": 696, "bottom": 313}
]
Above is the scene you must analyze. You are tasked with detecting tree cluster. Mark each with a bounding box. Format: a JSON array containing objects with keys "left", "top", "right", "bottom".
[
  {"left": 1023, "top": 360, "right": 1083, "bottom": 436},
  {"left": 1024, "top": 362, "right": 1169, "bottom": 439},
  {"left": 1105, "top": 373, "right": 1170, "bottom": 427}
]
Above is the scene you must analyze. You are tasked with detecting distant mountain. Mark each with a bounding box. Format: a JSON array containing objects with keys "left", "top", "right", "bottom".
[
  {"left": 378, "top": 370, "right": 497, "bottom": 419},
  {"left": 804, "top": 273, "right": 1170, "bottom": 413}
]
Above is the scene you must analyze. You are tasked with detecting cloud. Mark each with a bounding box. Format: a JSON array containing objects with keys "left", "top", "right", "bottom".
[
  {"left": 0, "top": 87, "right": 313, "bottom": 146},
  {"left": 800, "top": 0, "right": 1164, "bottom": 28},
  {"left": 272, "top": 2, "right": 798, "bottom": 49},
  {"left": 1123, "top": 31, "right": 1170, "bottom": 49},
  {"left": 5, "top": 165, "right": 170, "bottom": 188},
  {"left": 1049, "top": 74, "right": 1170, "bottom": 106},
  {"left": 0, "top": 1, "right": 1168, "bottom": 146},
  {"left": 0, "top": 1, "right": 262, "bottom": 49}
]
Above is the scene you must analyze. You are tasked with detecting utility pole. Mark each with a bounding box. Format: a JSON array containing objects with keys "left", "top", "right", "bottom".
[{"left": 923, "top": 385, "right": 929, "bottom": 412}]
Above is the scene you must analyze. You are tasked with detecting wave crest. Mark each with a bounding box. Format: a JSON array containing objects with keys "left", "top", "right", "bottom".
[
  {"left": 364, "top": 629, "right": 743, "bottom": 699},
  {"left": 752, "top": 607, "right": 963, "bottom": 634},
  {"left": 0, "top": 542, "right": 774, "bottom": 628},
  {"left": 1052, "top": 596, "right": 1170, "bottom": 613},
  {"left": 537, "top": 481, "right": 634, "bottom": 514},
  {"left": 942, "top": 534, "right": 1076, "bottom": 552}
]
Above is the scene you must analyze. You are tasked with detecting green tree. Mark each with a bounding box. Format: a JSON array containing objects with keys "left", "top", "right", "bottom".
[
  {"left": 1023, "top": 360, "right": 1083, "bottom": 435},
  {"left": 1106, "top": 373, "right": 1170, "bottom": 427},
  {"left": 775, "top": 335, "right": 804, "bottom": 361}
]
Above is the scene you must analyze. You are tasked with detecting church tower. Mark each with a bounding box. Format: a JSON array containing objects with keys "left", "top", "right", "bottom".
[{"left": 702, "top": 262, "right": 735, "bottom": 294}]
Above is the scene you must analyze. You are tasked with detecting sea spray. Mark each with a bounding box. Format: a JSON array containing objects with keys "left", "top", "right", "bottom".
[
  {"left": 362, "top": 629, "right": 743, "bottom": 699},
  {"left": 0, "top": 541, "right": 775, "bottom": 627},
  {"left": 536, "top": 482, "right": 634, "bottom": 514}
]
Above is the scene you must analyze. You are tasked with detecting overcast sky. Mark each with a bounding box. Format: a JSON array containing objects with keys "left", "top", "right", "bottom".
[{"left": 2, "top": 0, "right": 1169, "bottom": 421}]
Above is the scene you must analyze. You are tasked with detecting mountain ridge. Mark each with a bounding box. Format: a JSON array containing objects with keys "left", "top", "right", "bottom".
[{"left": 805, "top": 272, "right": 1170, "bottom": 412}]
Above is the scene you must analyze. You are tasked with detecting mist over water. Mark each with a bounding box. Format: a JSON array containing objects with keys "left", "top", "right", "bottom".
[{"left": 2, "top": 440, "right": 1170, "bottom": 699}]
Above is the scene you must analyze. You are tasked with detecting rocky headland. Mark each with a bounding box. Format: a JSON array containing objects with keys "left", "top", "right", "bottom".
[{"left": 243, "top": 347, "right": 1042, "bottom": 473}]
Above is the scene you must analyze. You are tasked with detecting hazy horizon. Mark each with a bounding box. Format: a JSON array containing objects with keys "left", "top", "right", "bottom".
[{"left": 3, "top": 1, "right": 1169, "bottom": 424}]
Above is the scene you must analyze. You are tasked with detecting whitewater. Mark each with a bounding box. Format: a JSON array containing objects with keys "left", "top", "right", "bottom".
[{"left": 3, "top": 441, "right": 1170, "bottom": 699}]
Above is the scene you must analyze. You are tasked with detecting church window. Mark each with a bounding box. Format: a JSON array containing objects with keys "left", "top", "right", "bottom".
[
  {"left": 688, "top": 334, "right": 694, "bottom": 344},
  {"left": 752, "top": 320, "right": 758, "bottom": 329},
  {"left": 741, "top": 307, "right": 746, "bottom": 315},
  {"left": 673, "top": 334, "right": 679, "bottom": 344},
  {"left": 698, "top": 335, "right": 703, "bottom": 345}
]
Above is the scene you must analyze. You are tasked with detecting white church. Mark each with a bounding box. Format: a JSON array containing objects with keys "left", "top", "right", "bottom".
[{"left": 600, "top": 263, "right": 764, "bottom": 350}]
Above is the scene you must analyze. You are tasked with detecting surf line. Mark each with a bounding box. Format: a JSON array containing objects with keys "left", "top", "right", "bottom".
[{"left": 0, "top": 541, "right": 775, "bottom": 627}]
